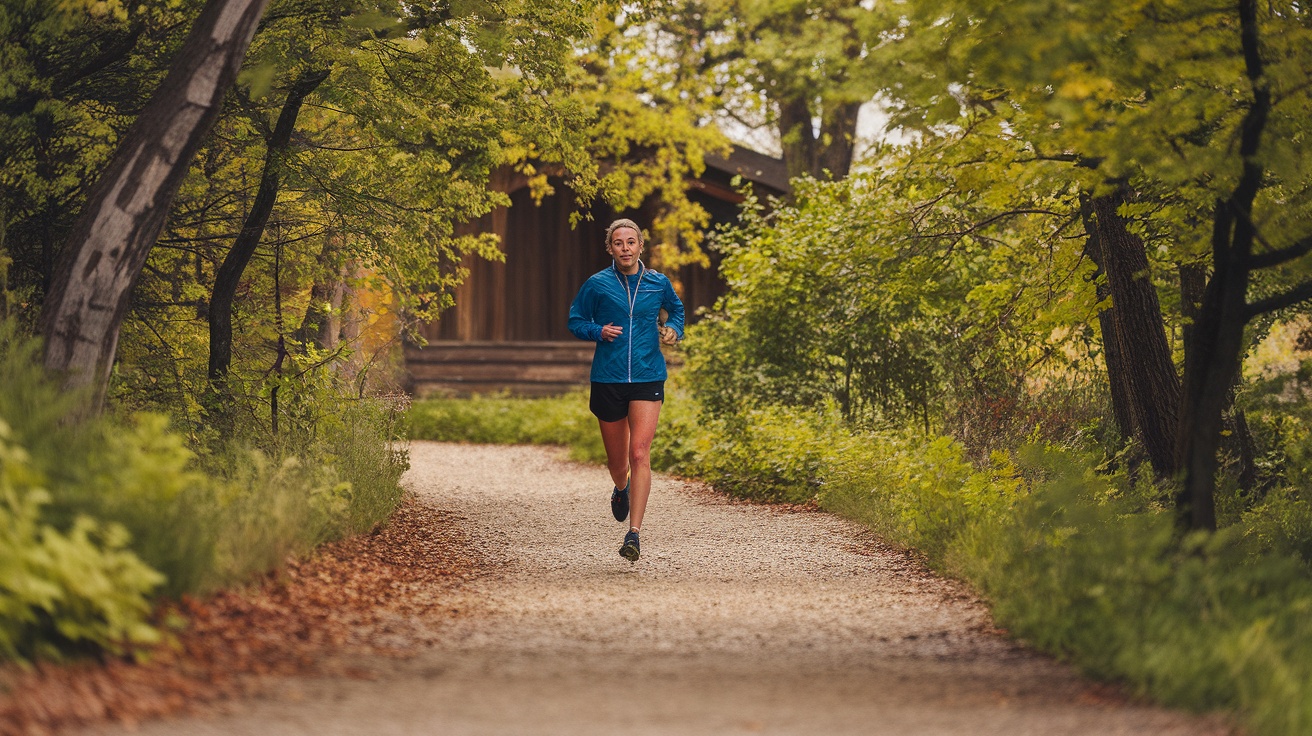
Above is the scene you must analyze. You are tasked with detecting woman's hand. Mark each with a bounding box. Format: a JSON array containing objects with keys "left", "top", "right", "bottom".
[
  {"left": 601, "top": 323, "right": 623, "bottom": 341},
  {"left": 659, "top": 325, "right": 678, "bottom": 345}
]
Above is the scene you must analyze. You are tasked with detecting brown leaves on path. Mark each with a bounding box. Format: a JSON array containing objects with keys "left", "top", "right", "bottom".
[{"left": 0, "top": 495, "right": 479, "bottom": 736}]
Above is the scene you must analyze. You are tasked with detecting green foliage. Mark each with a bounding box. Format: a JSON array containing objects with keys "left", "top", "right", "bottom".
[
  {"left": 614, "top": 1, "right": 898, "bottom": 181},
  {"left": 0, "top": 0, "right": 616, "bottom": 663},
  {"left": 187, "top": 445, "right": 352, "bottom": 590},
  {"left": 959, "top": 455, "right": 1312, "bottom": 736},
  {"left": 1241, "top": 487, "right": 1312, "bottom": 567},
  {"left": 409, "top": 390, "right": 605, "bottom": 464},
  {"left": 681, "top": 403, "right": 837, "bottom": 503},
  {"left": 646, "top": 373, "right": 702, "bottom": 473},
  {"left": 0, "top": 420, "right": 164, "bottom": 662},
  {"left": 687, "top": 147, "right": 1102, "bottom": 451},
  {"left": 567, "top": 3, "right": 732, "bottom": 269},
  {"left": 894, "top": 0, "right": 1312, "bottom": 224},
  {"left": 0, "top": 319, "right": 406, "bottom": 660},
  {"left": 0, "top": 0, "right": 196, "bottom": 309}
]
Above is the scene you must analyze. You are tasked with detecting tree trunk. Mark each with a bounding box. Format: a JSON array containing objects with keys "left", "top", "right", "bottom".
[
  {"left": 1181, "top": 262, "right": 1258, "bottom": 498},
  {"left": 1227, "top": 402, "right": 1259, "bottom": 497},
  {"left": 1082, "top": 199, "right": 1137, "bottom": 442},
  {"left": 1179, "top": 262, "right": 1207, "bottom": 355},
  {"left": 1173, "top": 0, "right": 1268, "bottom": 531},
  {"left": 815, "top": 101, "right": 862, "bottom": 179},
  {"left": 39, "top": 0, "right": 270, "bottom": 406},
  {"left": 777, "top": 97, "right": 816, "bottom": 183},
  {"left": 1098, "top": 188, "right": 1183, "bottom": 473},
  {"left": 295, "top": 277, "right": 346, "bottom": 352},
  {"left": 339, "top": 272, "right": 364, "bottom": 385},
  {"left": 207, "top": 68, "right": 329, "bottom": 383},
  {"left": 1082, "top": 187, "right": 1181, "bottom": 478},
  {"left": 777, "top": 97, "right": 862, "bottom": 182},
  {"left": 1175, "top": 203, "right": 1252, "bottom": 531},
  {"left": 294, "top": 235, "right": 347, "bottom": 351}
]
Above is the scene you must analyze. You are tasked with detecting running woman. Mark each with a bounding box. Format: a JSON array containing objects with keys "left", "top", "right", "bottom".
[{"left": 567, "top": 218, "right": 684, "bottom": 561}]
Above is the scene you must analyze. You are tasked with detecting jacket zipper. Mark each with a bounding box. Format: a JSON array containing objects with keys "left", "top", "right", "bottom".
[{"left": 613, "top": 261, "right": 645, "bottom": 383}]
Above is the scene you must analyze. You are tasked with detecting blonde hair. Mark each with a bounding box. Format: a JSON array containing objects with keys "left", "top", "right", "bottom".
[{"left": 604, "top": 218, "right": 644, "bottom": 248}]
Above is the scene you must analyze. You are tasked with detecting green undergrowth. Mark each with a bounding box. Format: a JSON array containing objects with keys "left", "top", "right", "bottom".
[
  {"left": 410, "top": 390, "right": 1312, "bottom": 736},
  {"left": 0, "top": 322, "right": 407, "bottom": 663},
  {"left": 408, "top": 389, "right": 603, "bottom": 461},
  {"left": 407, "top": 383, "right": 702, "bottom": 469}
]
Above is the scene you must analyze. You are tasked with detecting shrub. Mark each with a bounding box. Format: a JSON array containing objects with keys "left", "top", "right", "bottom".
[
  {"left": 957, "top": 454, "right": 1312, "bottom": 736},
  {"left": 683, "top": 403, "right": 839, "bottom": 503},
  {"left": 1240, "top": 487, "right": 1312, "bottom": 567},
  {"left": 820, "top": 432, "right": 1022, "bottom": 560},
  {"left": 0, "top": 320, "right": 409, "bottom": 659},
  {"left": 0, "top": 421, "right": 163, "bottom": 661},
  {"left": 648, "top": 374, "right": 702, "bottom": 473}
]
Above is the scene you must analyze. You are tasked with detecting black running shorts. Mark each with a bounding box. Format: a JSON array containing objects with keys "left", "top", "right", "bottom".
[{"left": 589, "top": 381, "right": 665, "bottom": 422}]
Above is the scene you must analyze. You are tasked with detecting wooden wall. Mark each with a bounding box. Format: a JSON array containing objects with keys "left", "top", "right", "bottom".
[{"left": 421, "top": 184, "right": 727, "bottom": 344}]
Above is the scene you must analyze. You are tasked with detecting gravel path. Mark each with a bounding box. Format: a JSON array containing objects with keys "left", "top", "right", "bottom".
[{"left": 92, "top": 441, "right": 1231, "bottom": 735}]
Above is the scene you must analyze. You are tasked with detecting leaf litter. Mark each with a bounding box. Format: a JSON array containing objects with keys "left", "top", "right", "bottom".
[{"left": 0, "top": 494, "right": 480, "bottom": 736}]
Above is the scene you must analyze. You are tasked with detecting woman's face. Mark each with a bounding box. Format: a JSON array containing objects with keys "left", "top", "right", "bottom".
[{"left": 607, "top": 227, "right": 642, "bottom": 269}]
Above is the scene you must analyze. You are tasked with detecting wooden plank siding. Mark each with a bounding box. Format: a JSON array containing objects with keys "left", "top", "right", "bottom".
[
  {"left": 406, "top": 341, "right": 684, "bottom": 398},
  {"left": 406, "top": 341, "right": 592, "bottom": 397}
]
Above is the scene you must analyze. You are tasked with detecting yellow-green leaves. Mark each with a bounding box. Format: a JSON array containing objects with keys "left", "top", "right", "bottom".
[{"left": 0, "top": 421, "right": 164, "bottom": 662}]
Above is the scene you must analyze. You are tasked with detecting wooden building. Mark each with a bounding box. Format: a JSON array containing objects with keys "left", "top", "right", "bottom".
[{"left": 406, "top": 146, "right": 789, "bottom": 396}]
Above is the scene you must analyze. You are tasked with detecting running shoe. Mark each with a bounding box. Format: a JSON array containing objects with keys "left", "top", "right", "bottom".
[
  {"left": 619, "top": 530, "right": 641, "bottom": 561},
  {"left": 611, "top": 474, "right": 630, "bottom": 522}
]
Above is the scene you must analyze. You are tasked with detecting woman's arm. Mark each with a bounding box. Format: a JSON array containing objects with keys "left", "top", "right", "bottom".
[
  {"left": 662, "top": 279, "right": 685, "bottom": 340},
  {"left": 568, "top": 281, "right": 603, "bottom": 342}
]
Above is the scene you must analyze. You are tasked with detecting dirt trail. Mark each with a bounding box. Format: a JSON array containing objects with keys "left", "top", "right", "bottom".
[{"left": 87, "top": 442, "right": 1230, "bottom": 735}]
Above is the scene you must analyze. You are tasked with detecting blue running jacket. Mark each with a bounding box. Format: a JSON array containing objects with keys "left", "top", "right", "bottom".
[{"left": 568, "top": 262, "right": 685, "bottom": 383}]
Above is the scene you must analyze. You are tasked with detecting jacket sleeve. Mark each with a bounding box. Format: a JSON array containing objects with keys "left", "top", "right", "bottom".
[
  {"left": 663, "top": 278, "right": 685, "bottom": 340},
  {"left": 568, "top": 280, "right": 603, "bottom": 342}
]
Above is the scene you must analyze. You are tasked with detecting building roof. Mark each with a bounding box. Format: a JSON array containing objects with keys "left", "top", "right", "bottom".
[{"left": 703, "top": 145, "right": 791, "bottom": 195}]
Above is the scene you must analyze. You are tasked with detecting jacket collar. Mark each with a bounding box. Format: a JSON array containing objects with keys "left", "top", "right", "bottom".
[{"left": 611, "top": 259, "right": 646, "bottom": 278}]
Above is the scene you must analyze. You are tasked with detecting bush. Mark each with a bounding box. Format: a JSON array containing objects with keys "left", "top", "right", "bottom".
[
  {"left": 0, "top": 421, "right": 163, "bottom": 661},
  {"left": 957, "top": 455, "right": 1312, "bottom": 736},
  {"left": 648, "top": 374, "right": 702, "bottom": 473},
  {"left": 0, "top": 320, "right": 408, "bottom": 660},
  {"left": 821, "top": 432, "right": 1023, "bottom": 560},
  {"left": 1240, "top": 487, "right": 1312, "bottom": 566},
  {"left": 682, "top": 403, "right": 839, "bottom": 503}
]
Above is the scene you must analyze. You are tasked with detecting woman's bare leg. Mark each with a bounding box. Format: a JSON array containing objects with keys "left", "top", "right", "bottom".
[
  {"left": 598, "top": 417, "right": 630, "bottom": 489},
  {"left": 625, "top": 400, "right": 662, "bottom": 532}
]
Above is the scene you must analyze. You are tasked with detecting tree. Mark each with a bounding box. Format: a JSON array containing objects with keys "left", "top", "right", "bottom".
[
  {"left": 1079, "top": 186, "right": 1181, "bottom": 477},
  {"left": 192, "top": 0, "right": 602, "bottom": 391},
  {"left": 37, "top": 0, "right": 270, "bottom": 405},
  {"left": 48, "top": 0, "right": 607, "bottom": 426},
  {"left": 207, "top": 67, "right": 327, "bottom": 384},
  {"left": 891, "top": 0, "right": 1312, "bottom": 529},
  {"left": 1174, "top": 0, "right": 1312, "bottom": 529},
  {"left": 619, "top": 0, "right": 892, "bottom": 182},
  {"left": 0, "top": 0, "right": 199, "bottom": 300},
  {"left": 689, "top": 125, "right": 1092, "bottom": 451}
]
